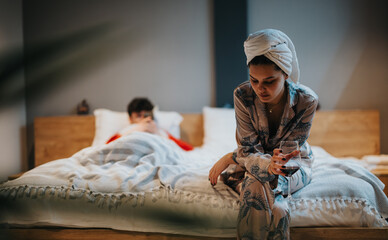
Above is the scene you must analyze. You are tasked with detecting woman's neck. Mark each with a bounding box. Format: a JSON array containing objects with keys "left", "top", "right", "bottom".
[
  {"left": 266, "top": 87, "right": 287, "bottom": 137},
  {"left": 268, "top": 86, "right": 286, "bottom": 107},
  {"left": 266, "top": 88, "right": 286, "bottom": 114}
]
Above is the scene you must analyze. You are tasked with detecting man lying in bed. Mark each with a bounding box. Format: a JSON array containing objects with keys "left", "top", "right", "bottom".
[{"left": 106, "top": 97, "right": 193, "bottom": 151}]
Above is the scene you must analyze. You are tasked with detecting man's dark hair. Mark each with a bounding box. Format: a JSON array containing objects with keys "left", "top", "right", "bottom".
[
  {"left": 248, "top": 55, "right": 282, "bottom": 72},
  {"left": 127, "top": 97, "right": 154, "bottom": 115}
]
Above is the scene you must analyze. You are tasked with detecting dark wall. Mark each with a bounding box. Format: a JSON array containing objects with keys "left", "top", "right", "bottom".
[{"left": 214, "top": 0, "right": 247, "bottom": 107}]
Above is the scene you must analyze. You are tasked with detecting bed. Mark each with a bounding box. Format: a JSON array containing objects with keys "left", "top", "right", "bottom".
[{"left": 1, "top": 108, "right": 388, "bottom": 240}]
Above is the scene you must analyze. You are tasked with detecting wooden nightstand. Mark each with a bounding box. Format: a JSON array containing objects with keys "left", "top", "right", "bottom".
[
  {"left": 8, "top": 172, "right": 25, "bottom": 180},
  {"left": 371, "top": 169, "right": 388, "bottom": 197}
]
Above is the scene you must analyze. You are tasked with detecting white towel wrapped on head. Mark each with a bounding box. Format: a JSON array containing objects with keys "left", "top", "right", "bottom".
[{"left": 244, "top": 29, "right": 300, "bottom": 84}]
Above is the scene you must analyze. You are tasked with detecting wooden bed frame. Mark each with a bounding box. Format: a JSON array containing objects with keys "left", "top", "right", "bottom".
[
  {"left": 34, "top": 110, "right": 381, "bottom": 166},
  {"left": 2, "top": 110, "right": 387, "bottom": 239}
]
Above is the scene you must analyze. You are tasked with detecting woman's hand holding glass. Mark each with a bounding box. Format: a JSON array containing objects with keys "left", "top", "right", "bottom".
[
  {"left": 209, "top": 146, "right": 300, "bottom": 187},
  {"left": 279, "top": 140, "right": 302, "bottom": 201},
  {"left": 268, "top": 148, "right": 300, "bottom": 177}
]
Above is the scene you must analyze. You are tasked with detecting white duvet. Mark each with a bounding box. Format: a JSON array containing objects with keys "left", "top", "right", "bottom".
[{"left": 0, "top": 132, "right": 387, "bottom": 237}]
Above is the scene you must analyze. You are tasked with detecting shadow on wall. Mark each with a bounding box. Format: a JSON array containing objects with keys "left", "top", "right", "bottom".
[
  {"left": 334, "top": 0, "right": 388, "bottom": 109},
  {"left": 0, "top": 21, "right": 144, "bottom": 170},
  {"left": 334, "top": 36, "right": 388, "bottom": 110},
  {"left": 317, "top": 0, "right": 388, "bottom": 108},
  {"left": 317, "top": 0, "right": 387, "bottom": 110},
  {"left": 0, "top": 22, "right": 142, "bottom": 108}
]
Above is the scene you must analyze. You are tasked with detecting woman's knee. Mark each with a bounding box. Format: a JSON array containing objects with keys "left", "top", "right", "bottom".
[
  {"left": 272, "top": 195, "right": 290, "bottom": 219},
  {"left": 239, "top": 175, "right": 275, "bottom": 210}
]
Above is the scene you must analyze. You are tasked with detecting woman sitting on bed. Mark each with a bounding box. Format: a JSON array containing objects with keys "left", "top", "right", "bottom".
[
  {"left": 208, "top": 29, "right": 318, "bottom": 240},
  {"left": 106, "top": 97, "right": 193, "bottom": 151}
]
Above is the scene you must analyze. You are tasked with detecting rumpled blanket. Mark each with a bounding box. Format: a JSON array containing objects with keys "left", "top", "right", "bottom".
[{"left": 2, "top": 132, "right": 228, "bottom": 194}]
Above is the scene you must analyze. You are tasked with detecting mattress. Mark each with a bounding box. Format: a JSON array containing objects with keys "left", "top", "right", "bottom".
[{"left": 0, "top": 132, "right": 387, "bottom": 237}]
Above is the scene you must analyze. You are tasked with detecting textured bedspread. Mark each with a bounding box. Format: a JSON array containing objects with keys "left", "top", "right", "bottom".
[
  {"left": 0, "top": 132, "right": 387, "bottom": 236},
  {"left": 3, "top": 132, "right": 236, "bottom": 196}
]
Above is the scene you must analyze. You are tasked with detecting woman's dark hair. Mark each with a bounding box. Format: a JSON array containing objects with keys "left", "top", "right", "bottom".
[
  {"left": 127, "top": 97, "right": 154, "bottom": 115},
  {"left": 248, "top": 55, "right": 282, "bottom": 72}
]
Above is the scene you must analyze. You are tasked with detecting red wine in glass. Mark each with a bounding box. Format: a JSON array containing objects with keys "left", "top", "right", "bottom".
[
  {"left": 280, "top": 140, "right": 301, "bottom": 201},
  {"left": 281, "top": 166, "right": 300, "bottom": 177}
]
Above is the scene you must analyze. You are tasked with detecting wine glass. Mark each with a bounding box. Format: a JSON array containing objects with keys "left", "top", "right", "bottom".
[{"left": 279, "top": 140, "right": 301, "bottom": 201}]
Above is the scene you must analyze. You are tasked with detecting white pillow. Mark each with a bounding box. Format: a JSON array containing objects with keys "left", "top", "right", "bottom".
[
  {"left": 202, "top": 106, "right": 237, "bottom": 149},
  {"left": 91, "top": 108, "right": 183, "bottom": 147},
  {"left": 92, "top": 109, "right": 130, "bottom": 147}
]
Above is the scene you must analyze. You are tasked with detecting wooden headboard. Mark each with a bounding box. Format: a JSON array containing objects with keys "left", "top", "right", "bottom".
[{"left": 34, "top": 110, "right": 380, "bottom": 167}]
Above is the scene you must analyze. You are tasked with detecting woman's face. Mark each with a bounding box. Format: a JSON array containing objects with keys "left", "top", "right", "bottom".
[{"left": 249, "top": 64, "right": 287, "bottom": 104}]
